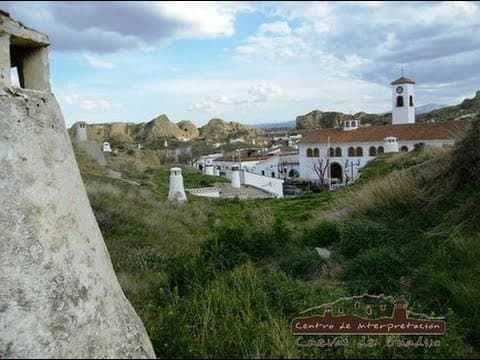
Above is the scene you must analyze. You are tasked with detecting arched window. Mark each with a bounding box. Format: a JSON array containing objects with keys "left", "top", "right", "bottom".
[
  {"left": 335, "top": 147, "right": 342, "bottom": 157},
  {"left": 355, "top": 146, "right": 363, "bottom": 157},
  {"left": 409, "top": 95, "right": 414, "bottom": 107},
  {"left": 306, "top": 148, "right": 313, "bottom": 157},
  {"left": 369, "top": 146, "right": 377, "bottom": 156},
  {"left": 348, "top": 147, "right": 355, "bottom": 157},
  {"left": 401, "top": 145, "right": 409, "bottom": 152},
  {"left": 313, "top": 148, "right": 320, "bottom": 157},
  {"left": 396, "top": 96, "right": 404, "bottom": 107},
  {"left": 329, "top": 147, "right": 335, "bottom": 157},
  {"left": 378, "top": 146, "right": 384, "bottom": 155}
]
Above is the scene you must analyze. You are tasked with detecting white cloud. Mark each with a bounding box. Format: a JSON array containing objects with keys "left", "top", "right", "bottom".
[
  {"left": 59, "top": 93, "right": 123, "bottom": 112},
  {"left": 3, "top": 2, "right": 252, "bottom": 53},
  {"left": 258, "top": 21, "right": 291, "bottom": 35},
  {"left": 188, "top": 100, "right": 216, "bottom": 112},
  {"left": 82, "top": 54, "right": 116, "bottom": 69}
]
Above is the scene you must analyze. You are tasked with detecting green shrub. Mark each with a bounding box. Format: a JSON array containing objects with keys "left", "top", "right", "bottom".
[
  {"left": 302, "top": 221, "right": 340, "bottom": 247},
  {"left": 280, "top": 247, "right": 324, "bottom": 279},
  {"left": 334, "top": 220, "right": 388, "bottom": 257},
  {"left": 126, "top": 149, "right": 135, "bottom": 155},
  {"left": 340, "top": 246, "right": 406, "bottom": 295}
]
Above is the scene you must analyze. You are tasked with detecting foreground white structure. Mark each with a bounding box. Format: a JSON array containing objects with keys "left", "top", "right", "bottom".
[
  {"left": 0, "top": 11, "right": 155, "bottom": 358},
  {"left": 168, "top": 167, "right": 188, "bottom": 203},
  {"left": 299, "top": 76, "right": 469, "bottom": 183}
]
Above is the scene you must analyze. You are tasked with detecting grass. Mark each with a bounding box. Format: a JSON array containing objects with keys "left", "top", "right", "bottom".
[{"left": 73, "top": 119, "right": 480, "bottom": 358}]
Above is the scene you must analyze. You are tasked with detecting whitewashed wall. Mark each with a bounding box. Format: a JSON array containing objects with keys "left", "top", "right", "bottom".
[
  {"left": 299, "top": 139, "right": 454, "bottom": 182},
  {"left": 243, "top": 171, "right": 284, "bottom": 198}
]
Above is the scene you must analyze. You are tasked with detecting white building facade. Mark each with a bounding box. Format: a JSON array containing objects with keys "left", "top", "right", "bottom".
[{"left": 298, "top": 76, "right": 468, "bottom": 184}]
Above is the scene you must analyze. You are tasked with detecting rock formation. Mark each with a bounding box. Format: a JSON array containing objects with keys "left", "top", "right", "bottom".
[
  {"left": 0, "top": 11, "right": 155, "bottom": 358},
  {"left": 177, "top": 120, "right": 199, "bottom": 140},
  {"left": 295, "top": 110, "right": 391, "bottom": 131},
  {"left": 199, "top": 117, "right": 265, "bottom": 142}
]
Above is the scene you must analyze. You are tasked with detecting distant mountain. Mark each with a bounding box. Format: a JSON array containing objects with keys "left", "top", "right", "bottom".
[
  {"left": 296, "top": 92, "right": 479, "bottom": 131},
  {"left": 415, "top": 103, "right": 445, "bottom": 115},
  {"left": 251, "top": 120, "right": 296, "bottom": 131},
  {"left": 417, "top": 90, "right": 480, "bottom": 123},
  {"left": 379, "top": 104, "right": 446, "bottom": 116}
]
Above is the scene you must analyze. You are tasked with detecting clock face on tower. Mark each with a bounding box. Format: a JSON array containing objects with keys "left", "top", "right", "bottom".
[{"left": 396, "top": 86, "right": 404, "bottom": 94}]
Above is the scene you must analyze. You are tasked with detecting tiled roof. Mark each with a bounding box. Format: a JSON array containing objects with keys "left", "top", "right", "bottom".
[
  {"left": 391, "top": 76, "right": 415, "bottom": 85},
  {"left": 299, "top": 120, "right": 470, "bottom": 145}
]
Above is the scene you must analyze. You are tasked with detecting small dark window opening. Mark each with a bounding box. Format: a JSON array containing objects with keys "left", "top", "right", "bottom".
[
  {"left": 409, "top": 95, "right": 414, "bottom": 107},
  {"left": 369, "top": 146, "right": 377, "bottom": 156},
  {"left": 348, "top": 147, "right": 355, "bottom": 156},
  {"left": 396, "top": 96, "right": 404, "bottom": 107},
  {"left": 313, "top": 148, "right": 320, "bottom": 157}
]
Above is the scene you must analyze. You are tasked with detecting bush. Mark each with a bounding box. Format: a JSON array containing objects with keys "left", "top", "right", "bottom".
[
  {"left": 280, "top": 247, "right": 324, "bottom": 279},
  {"left": 302, "top": 221, "right": 340, "bottom": 247},
  {"left": 200, "top": 218, "right": 291, "bottom": 271},
  {"left": 127, "top": 149, "right": 135, "bottom": 156},
  {"left": 334, "top": 220, "right": 388, "bottom": 257},
  {"left": 340, "top": 246, "right": 405, "bottom": 295}
]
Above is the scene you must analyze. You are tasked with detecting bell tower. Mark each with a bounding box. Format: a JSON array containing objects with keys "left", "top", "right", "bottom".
[{"left": 391, "top": 76, "right": 415, "bottom": 124}]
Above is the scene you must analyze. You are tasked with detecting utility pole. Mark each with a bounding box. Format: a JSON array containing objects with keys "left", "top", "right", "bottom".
[{"left": 327, "top": 136, "right": 331, "bottom": 190}]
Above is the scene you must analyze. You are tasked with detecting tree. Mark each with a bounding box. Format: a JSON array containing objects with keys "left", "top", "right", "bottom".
[{"left": 309, "top": 157, "right": 330, "bottom": 185}]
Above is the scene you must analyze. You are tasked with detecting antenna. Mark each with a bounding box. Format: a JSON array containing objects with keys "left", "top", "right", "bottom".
[{"left": 400, "top": 49, "right": 404, "bottom": 77}]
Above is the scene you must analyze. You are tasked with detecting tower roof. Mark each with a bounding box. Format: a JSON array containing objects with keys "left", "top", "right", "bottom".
[{"left": 391, "top": 76, "right": 415, "bottom": 85}]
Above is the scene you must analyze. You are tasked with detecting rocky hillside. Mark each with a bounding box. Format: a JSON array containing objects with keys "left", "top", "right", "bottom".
[
  {"left": 199, "top": 118, "right": 265, "bottom": 142},
  {"left": 417, "top": 90, "right": 480, "bottom": 123},
  {"left": 177, "top": 120, "right": 200, "bottom": 139},
  {"left": 296, "top": 90, "right": 480, "bottom": 131},
  {"left": 71, "top": 115, "right": 264, "bottom": 145},
  {"left": 296, "top": 110, "right": 391, "bottom": 130}
]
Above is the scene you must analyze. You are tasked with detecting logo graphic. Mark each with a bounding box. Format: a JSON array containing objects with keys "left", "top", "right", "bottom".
[{"left": 292, "top": 294, "right": 446, "bottom": 336}]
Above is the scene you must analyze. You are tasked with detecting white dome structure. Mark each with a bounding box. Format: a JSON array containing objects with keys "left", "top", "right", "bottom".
[
  {"left": 384, "top": 136, "right": 399, "bottom": 153},
  {"left": 231, "top": 166, "right": 242, "bottom": 188},
  {"left": 204, "top": 158, "right": 214, "bottom": 175},
  {"left": 168, "top": 167, "right": 188, "bottom": 203}
]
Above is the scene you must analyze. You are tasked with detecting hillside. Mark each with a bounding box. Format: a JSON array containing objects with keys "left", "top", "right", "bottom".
[
  {"left": 71, "top": 116, "right": 263, "bottom": 145},
  {"left": 296, "top": 110, "right": 391, "bottom": 130},
  {"left": 73, "top": 115, "right": 480, "bottom": 358},
  {"left": 296, "top": 90, "right": 480, "bottom": 130},
  {"left": 199, "top": 117, "right": 265, "bottom": 141},
  {"left": 417, "top": 90, "right": 480, "bottom": 123}
]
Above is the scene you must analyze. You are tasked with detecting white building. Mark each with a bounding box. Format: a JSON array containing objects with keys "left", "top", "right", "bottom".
[
  {"left": 102, "top": 141, "right": 112, "bottom": 153},
  {"left": 168, "top": 167, "right": 188, "bottom": 203},
  {"left": 74, "top": 121, "right": 87, "bottom": 142},
  {"left": 298, "top": 76, "right": 469, "bottom": 184}
]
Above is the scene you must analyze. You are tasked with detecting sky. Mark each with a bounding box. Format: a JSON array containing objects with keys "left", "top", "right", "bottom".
[{"left": 3, "top": 1, "right": 480, "bottom": 127}]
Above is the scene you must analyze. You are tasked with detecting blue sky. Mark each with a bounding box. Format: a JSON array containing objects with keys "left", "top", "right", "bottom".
[{"left": 4, "top": 1, "right": 480, "bottom": 127}]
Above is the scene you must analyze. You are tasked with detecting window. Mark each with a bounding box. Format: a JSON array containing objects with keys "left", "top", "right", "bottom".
[
  {"left": 369, "top": 146, "right": 377, "bottom": 156},
  {"left": 329, "top": 147, "right": 335, "bottom": 157},
  {"left": 409, "top": 95, "right": 414, "bottom": 107},
  {"left": 348, "top": 147, "right": 355, "bottom": 156},
  {"left": 378, "top": 146, "right": 384, "bottom": 155},
  {"left": 396, "top": 96, "right": 404, "bottom": 107},
  {"left": 313, "top": 148, "right": 320, "bottom": 157},
  {"left": 306, "top": 148, "right": 313, "bottom": 157},
  {"left": 335, "top": 147, "right": 342, "bottom": 157},
  {"left": 401, "top": 145, "right": 409, "bottom": 152},
  {"left": 355, "top": 146, "right": 363, "bottom": 157},
  {"left": 261, "top": 170, "right": 265, "bottom": 176},
  {"left": 271, "top": 172, "right": 275, "bottom": 178}
]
